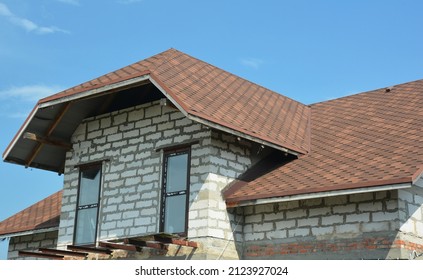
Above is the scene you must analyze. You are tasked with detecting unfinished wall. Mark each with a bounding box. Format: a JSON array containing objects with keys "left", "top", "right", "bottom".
[
  {"left": 241, "top": 190, "right": 418, "bottom": 259},
  {"left": 57, "top": 100, "right": 255, "bottom": 259},
  {"left": 397, "top": 187, "right": 423, "bottom": 258},
  {"left": 7, "top": 231, "right": 58, "bottom": 260},
  {"left": 188, "top": 131, "right": 253, "bottom": 259}
]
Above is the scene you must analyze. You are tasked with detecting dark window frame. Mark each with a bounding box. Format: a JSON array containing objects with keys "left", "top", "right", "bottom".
[
  {"left": 73, "top": 162, "right": 102, "bottom": 246},
  {"left": 159, "top": 147, "right": 191, "bottom": 236}
]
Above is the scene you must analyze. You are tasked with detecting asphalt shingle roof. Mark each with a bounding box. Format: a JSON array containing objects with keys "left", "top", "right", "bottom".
[
  {"left": 224, "top": 79, "right": 423, "bottom": 204},
  {"left": 3, "top": 49, "right": 423, "bottom": 228},
  {"left": 0, "top": 191, "right": 61, "bottom": 236},
  {"left": 39, "top": 48, "right": 311, "bottom": 155}
]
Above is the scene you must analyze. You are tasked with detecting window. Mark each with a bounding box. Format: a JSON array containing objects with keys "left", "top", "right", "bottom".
[
  {"left": 160, "top": 148, "right": 191, "bottom": 235},
  {"left": 74, "top": 164, "right": 102, "bottom": 246}
]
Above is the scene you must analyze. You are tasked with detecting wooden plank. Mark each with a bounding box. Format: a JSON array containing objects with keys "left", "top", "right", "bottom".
[
  {"left": 169, "top": 239, "right": 198, "bottom": 248},
  {"left": 98, "top": 241, "right": 138, "bottom": 252},
  {"left": 23, "top": 132, "right": 72, "bottom": 150},
  {"left": 124, "top": 238, "right": 167, "bottom": 251},
  {"left": 67, "top": 245, "right": 112, "bottom": 255},
  {"left": 39, "top": 248, "right": 88, "bottom": 258},
  {"left": 25, "top": 102, "right": 72, "bottom": 167},
  {"left": 153, "top": 235, "right": 199, "bottom": 248},
  {"left": 19, "top": 250, "right": 64, "bottom": 260}
]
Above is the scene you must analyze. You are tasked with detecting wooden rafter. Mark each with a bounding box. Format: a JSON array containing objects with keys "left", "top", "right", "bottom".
[
  {"left": 39, "top": 248, "right": 88, "bottom": 258},
  {"left": 67, "top": 245, "right": 112, "bottom": 255},
  {"left": 19, "top": 250, "right": 64, "bottom": 260},
  {"left": 25, "top": 102, "right": 72, "bottom": 167},
  {"left": 98, "top": 241, "right": 138, "bottom": 252},
  {"left": 23, "top": 132, "right": 72, "bottom": 150},
  {"left": 124, "top": 238, "right": 168, "bottom": 250},
  {"left": 153, "top": 235, "right": 199, "bottom": 248}
]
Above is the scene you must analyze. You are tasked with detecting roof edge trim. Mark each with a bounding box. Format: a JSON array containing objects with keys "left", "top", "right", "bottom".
[
  {"left": 0, "top": 226, "right": 59, "bottom": 240},
  {"left": 226, "top": 182, "right": 411, "bottom": 208},
  {"left": 2, "top": 105, "right": 39, "bottom": 161},
  {"left": 148, "top": 75, "right": 299, "bottom": 154},
  {"left": 148, "top": 74, "right": 191, "bottom": 116},
  {"left": 38, "top": 74, "right": 151, "bottom": 108},
  {"left": 187, "top": 114, "right": 298, "bottom": 156},
  {"left": 148, "top": 74, "right": 306, "bottom": 156}
]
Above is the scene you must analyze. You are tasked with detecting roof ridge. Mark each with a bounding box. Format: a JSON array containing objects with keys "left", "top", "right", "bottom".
[
  {"left": 176, "top": 50, "right": 308, "bottom": 108},
  {"left": 309, "top": 77, "right": 423, "bottom": 107}
]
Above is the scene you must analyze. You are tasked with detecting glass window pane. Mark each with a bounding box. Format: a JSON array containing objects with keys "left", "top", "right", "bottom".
[
  {"left": 166, "top": 153, "right": 188, "bottom": 192},
  {"left": 79, "top": 167, "right": 101, "bottom": 206},
  {"left": 74, "top": 207, "right": 97, "bottom": 245},
  {"left": 164, "top": 195, "right": 186, "bottom": 233}
]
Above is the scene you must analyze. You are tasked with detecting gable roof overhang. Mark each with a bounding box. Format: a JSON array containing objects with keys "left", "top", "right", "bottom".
[
  {"left": 3, "top": 49, "right": 311, "bottom": 173},
  {"left": 2, "top": 74, "right": 157, "bottom": 173}
]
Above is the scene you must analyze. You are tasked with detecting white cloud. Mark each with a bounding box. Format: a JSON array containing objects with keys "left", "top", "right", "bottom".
[
  {"left": 56, "top": 0, "right": 80, "bottom": 6},
  {"left": 0, "top": 2, "right": 69, "bottom": 34},
  {"left": 240, "top": 58, "right": 264, "bottom": 69},
  {"left": 0, "top": 85, "right": 63, "bottom": 119},
  {"left": 0, "top": 85, "right": 63, "bottom": 102},
  {"left": 0, "top": 2, "right": 12, "bottom": 17}
]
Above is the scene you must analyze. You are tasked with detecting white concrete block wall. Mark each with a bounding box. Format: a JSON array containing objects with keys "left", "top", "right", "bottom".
[
  {"left": 57, "top": 100, "right": 256, "bottom": 259},
  {"left": 399, "top": 188, "right": 423, "bottom": 237},
  {"left": 243, "top": 190, "right": 400, "bottom": 242},
  {"left": 58, "top": 101, "right": 215, "bottom": 248},
  {"left": 8, "top": 231, "right": 58, "bottom": 260},
  {"left": 187, "top": 131, "right": 254, "bottom": 258}
]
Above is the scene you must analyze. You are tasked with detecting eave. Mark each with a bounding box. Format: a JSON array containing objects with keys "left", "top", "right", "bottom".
[
  {"left": 3, "top": 74, "right": 302, "bottom": 173},
  {"left": 0, "top": 226, "right": 59, "bottom": 240},
  {"left": 226, "top": 180, "right": 414, "bottom": 208}
]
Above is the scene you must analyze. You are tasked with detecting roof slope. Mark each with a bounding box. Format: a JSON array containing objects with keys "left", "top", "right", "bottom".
[
  {"left": 225, "top": 79, "right": 423, "bottom": 204},
  {"left": 0, "top": 190, "right": 62, "bottom": 237},
  {"left": 39, "top": 49, "right": 311, "bottom": 154},
  {"left": 3, "top": 49, "right": 310, "bottom": 172}
]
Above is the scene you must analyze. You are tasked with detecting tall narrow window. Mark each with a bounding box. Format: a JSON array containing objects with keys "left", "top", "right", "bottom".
[
  {"left": 74, "top": 164, "right": 102, "bottom": 246},
  {"left": 160, "top": 148, "right": 190, "bottom": 235}
]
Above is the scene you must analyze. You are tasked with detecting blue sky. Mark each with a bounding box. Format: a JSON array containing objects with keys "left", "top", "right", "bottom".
[{"left": 0, "top": 0, "right": 422, "bottom": 259}]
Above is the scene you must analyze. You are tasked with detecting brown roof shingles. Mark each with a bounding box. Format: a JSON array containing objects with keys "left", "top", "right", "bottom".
[
  {"left": 5, "top": 49, "right": 423, "bottom": 209},
  {"left": 225, "top": 79, "right": 423, "bottom": 204},
  {"left": 0, "top": 191, "right": 62, "bottom": 236},
  {"left": 38, "top": 49, "right": 311, "bottom": 155}
]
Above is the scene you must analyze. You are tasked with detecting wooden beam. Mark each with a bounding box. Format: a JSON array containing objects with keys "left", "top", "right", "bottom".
[
  {"left": 39, "top": 248, "right": 88, "bottom": 258},
  {"left": 153, "top": 235, "right": 199, "bottom": 248},
  {"left": 124, "top": 238, "right": 168, "bottom": 251},
  {"left": 67, "top": 245, "right": 112, "bottom": 255},
  {"left": 23, "top": 132, "right": 72, "bottom": 150},
  {"left": 25, "top": 102, "right": 72, "bottom": 167},
  {"left": 19, "top": 250, "right": 64, "bottom": 260},
  {"left": 98, "top": 241, "right": 138, "bottom": 252},
  {"left": 25, "top": 142, "right": 43, "bottom": 169}
]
